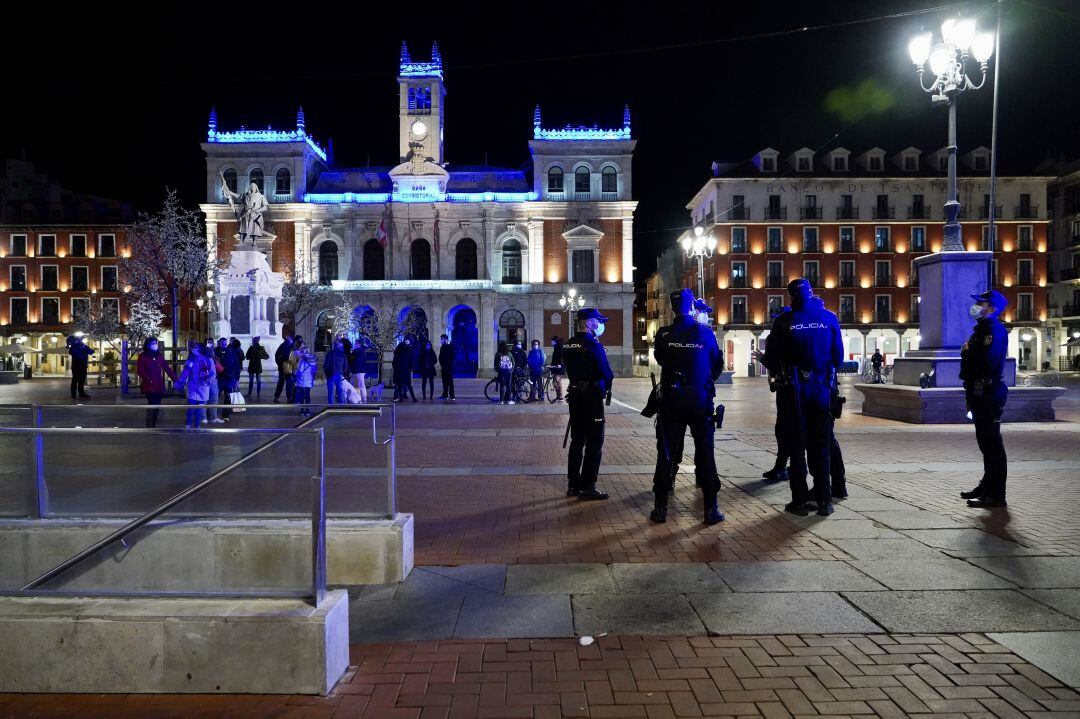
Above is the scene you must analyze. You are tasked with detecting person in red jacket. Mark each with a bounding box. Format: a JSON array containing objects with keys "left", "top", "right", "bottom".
[{"left": 136, "top": 337, "right": 177, "bottom": 427}]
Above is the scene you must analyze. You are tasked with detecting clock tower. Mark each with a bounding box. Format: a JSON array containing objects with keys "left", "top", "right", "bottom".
[{"left": 398, "top": 41, "right": 446, "bottom": 165}]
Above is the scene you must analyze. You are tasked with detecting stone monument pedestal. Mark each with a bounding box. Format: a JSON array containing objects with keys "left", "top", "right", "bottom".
[{"left": 213, "top": 244, "right": 285, "bottom": 374}]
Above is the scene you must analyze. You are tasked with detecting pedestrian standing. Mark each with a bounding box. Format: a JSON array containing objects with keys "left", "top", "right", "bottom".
[
  {"left": 274, "top": 334, "right": 295, "bottom": 403},
  {"left": 177, "top": 342, "right": 213, "bottom": 429},
  {"left": 67, "top": 335, "right": 94, "bottom": 399},
  {"left": 561, "top": 308, "right": 614, "bottom": 500},
  {"left": 438, "top": 334, "right": 456, "bottom": 401},
  {"left": 549, "top": 336, "right": 565, "bottom": 402},
  {"left": 527, "top": 340, "right": 546, "bottom": 402},
  {"left": 649, "top": 289, "right": 725, "bottom": 524},
  {"left": 245, "top": 336, "right": 269, "bottom": 398},
  {"left": 291, "top": 338, "right": 316, "bottom": 416},
  {"left": 392, "top": 339, "right": 417, "bottom": 403},
  {"left": 960, "top": 290, "right": 1010, "bottom": 508},
  {"left": 349, "top": 338, "right": 369, "bottom": 403},
  {"left": 136, "top": 337, "right": 177, "bottom": 428},
  {"left": 870, "top": 349, "right": 884, "bottom": 383},
  {"left": 203, "top": 338, "right": 223, "bottom": 424},
  {"left": 418, "top": 340, "right": 438, "bottom": 400},
  {"left": 495, "top": 342, "right": 515, "bottom": 405},
  {"left": 761, "top": 279, "right": 844, "bottom": 517},
  {"left": 323, "top": 339, "right": 348, "bottom": 404}
]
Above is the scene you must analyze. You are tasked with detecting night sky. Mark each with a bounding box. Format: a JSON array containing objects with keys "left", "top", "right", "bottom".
[{"left": 4, "top": 1, "right": 1079, "bottom": 278}]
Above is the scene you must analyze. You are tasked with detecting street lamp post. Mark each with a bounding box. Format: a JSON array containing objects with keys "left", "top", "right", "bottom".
[
  {"left": 680, "top": 226, "right": 717, "bottom": 302},
  {"left": 558, "top": 287, "right": 585, "bottom": 334},
  {"left": 908, "top": 19, "right": 995, "bottom": 251}
]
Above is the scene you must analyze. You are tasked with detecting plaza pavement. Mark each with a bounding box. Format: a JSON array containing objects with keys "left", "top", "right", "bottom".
[{"left": 2, "top": 376, "right": 1080, "bottom": 717}]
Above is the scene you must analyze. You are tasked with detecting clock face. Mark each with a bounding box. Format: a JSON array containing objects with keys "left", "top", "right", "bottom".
[{"left": 411, "top": 120, "right": 427, "bottom": 138}]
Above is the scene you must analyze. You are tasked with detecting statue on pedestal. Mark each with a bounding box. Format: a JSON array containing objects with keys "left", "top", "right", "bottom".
[{"left": 220, "top": 173, "right": 268, "bottom": 246}]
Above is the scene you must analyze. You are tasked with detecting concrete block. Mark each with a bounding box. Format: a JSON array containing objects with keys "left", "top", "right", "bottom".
[
  {"left": 214, "top": 531, "right": 309, "bottom": 591},
  {"left": 858, "top": 384, "right": 1064, "bottom": 423},
  {"left": 0, "top": 530, "right": 27, "bottom": 589}
]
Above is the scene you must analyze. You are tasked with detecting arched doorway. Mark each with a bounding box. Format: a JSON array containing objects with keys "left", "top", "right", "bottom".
[
  {"left": 315, "top": 311, "right": 333, "bottom": 352},
  {"left": 447, "top": 305, "right": 478, "bottom": 377},
  {"left": 455, "top": 238, "right": 477, "bottom": 280},
  {"left": 351, "top": 305, "right": 380, "bottom": 380},
  {"left": 498, "top": 308, "right": 526, "bottom": 347}
]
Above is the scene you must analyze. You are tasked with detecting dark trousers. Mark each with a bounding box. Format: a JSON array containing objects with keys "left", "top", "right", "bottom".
[
  {"left": 274, "top": 365, "right": 294, "bottom": 401},
  {"left": 247, "top": 372, "right": 261, "bottom": 396},
  {"left": 145, "top": 392, "right": 163, "bottom": 427},
  {"left": 440, "top": 370, "right": 455, "bottom": 398},
  {"left": 774, "top": 431, "right": 845, "bottom": 486},
  {"left": 421, "top": 375, "right": 435, "bottom": 399},
  {"left": 567, "top": 391, "right": 605, "bottom": 491},
  {"left": 974, "top": 415, "right": 1008, "bottom": 500},
  {"left": 396, "top": 376, "right": 416, "bottom": 401},
  {"left": 784, "top": 396, "right": 834, "bottom": 505},
  {"left": 498, "top": 369, "right": 513, "bottom": 402},
  {"left": 652, "top": 406, "right": 719, "bottom": 498},
  {"left": 71, "top": 366, "right": 88, "bottom": 397},
  {"left": 530, "top": 372, "right": 543, "bottom": 401}
]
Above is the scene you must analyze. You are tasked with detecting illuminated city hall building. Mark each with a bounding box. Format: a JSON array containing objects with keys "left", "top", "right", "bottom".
[
  {"left": 680, "top": 146, "right": 1050, "bottom": 376},
  {"left": 200, "top": 43, "right": 637, "bottom": 376}
]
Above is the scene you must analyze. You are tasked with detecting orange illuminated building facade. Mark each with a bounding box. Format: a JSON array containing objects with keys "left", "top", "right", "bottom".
[{"left": 682, "top": 145, "right": 1051, "bottom": 376}]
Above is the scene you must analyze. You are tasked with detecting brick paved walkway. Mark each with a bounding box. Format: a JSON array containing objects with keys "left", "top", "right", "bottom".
[{"left": 5, "top": 633, "right": 1079, "bottom": 718}]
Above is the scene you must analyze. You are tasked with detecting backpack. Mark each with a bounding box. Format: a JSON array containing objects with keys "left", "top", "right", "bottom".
[{"left": 499, "top": 354, "right": 514, "bottom": 371}]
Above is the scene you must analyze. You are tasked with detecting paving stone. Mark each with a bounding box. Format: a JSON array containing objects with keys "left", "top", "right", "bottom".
[
  {"left": 987, "top": 632, "right": 1080, "bottom": 690},
  {"left": 454, "top": 594, "right": 572, "bottom": 639},
  {"left": 688, "top": 592, "right": 883, "bottom": 635},
  {"left": 572, "top": 594, "right": 706, "bottom": 635},
  {"left": 831, "top": 497, "right": 918, "bottom": 512},
  {"left": 829, "top": 537, "right": 947, "bottom": 560},
  {"left": 901, "top": 529, "right": 1042, "bottom": 557},
  {"left": 859, "top": 510, "right": 972, "bottom": 530},
  {"left": 797, "top": 519, "right": 903, "bottom": 539},
  {"left": 348, "top": 597, "right": 462, "bottom": 643},
  {"left": 395, "top": 565, "right": 508, "bottom": 599},
  {"left": 709, "top": 561, "right": 885, "bottom": 592},
  {"left": 610, "top": 563, "right": 731, "bottom": 594},
  {"left": 847, "top": 557, "right": 1016, "bottom": 590},
  {"left": 969, "top": 557, "right": 1080, "bottom": 588},
  {"left": 842, "top": 590, "right": 1080, "bottom": 633},
  {"left": 1023, "top": 589, "right": 1080, "bottom": 620},
  {"left": 504, "top": 564, "right": 616, "bottom": 595}
]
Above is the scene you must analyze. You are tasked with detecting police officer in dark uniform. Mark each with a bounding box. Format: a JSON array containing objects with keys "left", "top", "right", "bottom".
[
  {"left": 650, "top": 289, "right": 725, "bottom": 525},
  {"left": 959, "top": 290, "right": 1009, "bottom": 508},
  {"left": 562, "top": 307, "right": 615, "bottom": 500},
  {"left": 761, "top": 279, "right": 844, "bottom": 517}
]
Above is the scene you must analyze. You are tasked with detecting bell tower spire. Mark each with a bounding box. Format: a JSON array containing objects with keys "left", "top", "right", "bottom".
[{"left": 398, "top": 41, "right": 446, "bottom": 164}]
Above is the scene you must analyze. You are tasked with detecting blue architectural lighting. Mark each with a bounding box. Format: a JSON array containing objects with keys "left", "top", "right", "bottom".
[
  {"left": 399, "top": 41, "right": 444, "bottom": 79},
  {"left": 208, "top": 126, "right": 328, "bottom": 162},
  {"left": 533, "top": 104, "right": 632, "bottom": 141},
  {"left": 303, "top": 191, "right": 538, "bottom": 204}
]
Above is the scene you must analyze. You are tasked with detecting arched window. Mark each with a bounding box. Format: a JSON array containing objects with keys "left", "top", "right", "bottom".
[
  {"left": 601, "top": 166, "right": 618, "bottom": 193},
  {"left": 363, "top": 239, "right": 385, "bottom": 280},
  {"left": 574, "top": 167, "right": 591, "bottom": 194},
  {"left": 249, "top": 168, "right": 264, "bottom": 192},
  {"left": 410, "top": 239, "right": 431, "bottom": 280},
  {"left": 222, "top": 169, "right": 238, "bottom": 194},
  {"left": 547, "top": 167, "right": 564, "bottom": 193},
  {"left": 501, "top": 239, "right": 522, "bottom": 285},
  {"left": 499, "top": 309, "right": 527, "bottom": 347},
  {"left": 315, "top": 311, "right": 333, "bottom": 352},
  {"left": 275, "top": 168, "right": 291, "bottom": 195},
  {"left": 318, "top": 240, "right": 338, "bottom": 285},
  {"left": 455, "top": 238, "right": 477, "bottom": 280}
]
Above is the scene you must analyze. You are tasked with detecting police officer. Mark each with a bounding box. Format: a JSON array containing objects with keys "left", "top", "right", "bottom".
[
  {"left": 761, "top": 279, "right": 844, "bottom": 517},
  {"left": 650, "top": 289, "right": 725, "bottom": 524},
  {"left": 562, "top": 307, "right": 614, "bottom": 500},
  {"left": 959, "top": 290, "right": 1009, "bottom": 508}
]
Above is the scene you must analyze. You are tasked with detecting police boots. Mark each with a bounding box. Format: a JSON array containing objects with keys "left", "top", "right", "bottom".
[
  {"left": 763, "top": 467, "right": 789, "bottom": 484},
  {"left": 703, "top": 491, "right": 724, "bottom": 525},
  {"left": 650, "top": 490, "right": 668, "bottom": 524}
]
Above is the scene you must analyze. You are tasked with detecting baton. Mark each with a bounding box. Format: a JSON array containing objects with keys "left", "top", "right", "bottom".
[{"left": 562, "top": 416, "right": 571, "bottom": 449}]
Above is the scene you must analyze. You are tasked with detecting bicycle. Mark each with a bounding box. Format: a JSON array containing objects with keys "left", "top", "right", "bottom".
[
  {"left": 484, "top": 368, "right": 532, "bottom": 403},
  {"left": 533, "top": 366, "right": 563, "bottom": 403},
  {"left": 861, "top": 365, "right": 891, "bottom": 384},
  {"left": 1019, "top": 370, "right": 1061, "bottom": 387}
]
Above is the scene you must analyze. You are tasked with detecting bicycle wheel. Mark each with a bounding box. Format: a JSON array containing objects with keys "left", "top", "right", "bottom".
[
  {"left": 546, "top": 377, "right": 560, "bottom": 403},
  {"left": 484, "top": 377, "right": 501, "bottom": 401},
  {"left": 515, "top": 378, "right": 533, "bottom": 403}
]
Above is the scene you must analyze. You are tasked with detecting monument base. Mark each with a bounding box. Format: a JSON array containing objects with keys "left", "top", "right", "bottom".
[
  {"left": 858, "top": 384, "right": 1064, "bottom": 423},
  {"left": 892, "top": 353, "right": 1017, "bottom": 388}
]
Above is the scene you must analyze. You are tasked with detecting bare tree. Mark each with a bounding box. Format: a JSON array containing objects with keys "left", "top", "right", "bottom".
[
  {"left": 279, "top": 260, "right": 348, "bottom": 336},
  {"left": 355, "top": 305, "right": 424, "bottom": 383},
  {"left": 73, "top": 300, "right": 122, "bottom": 352},
  {"left": 119, "top": 190, "right": 222, "bottom": 365}
]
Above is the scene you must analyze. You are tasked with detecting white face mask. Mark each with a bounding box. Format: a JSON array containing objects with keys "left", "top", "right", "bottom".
[
  {"left": 695, "top": 312, "right": 709, "bottom": 325},
  {"left": 594, "top": 322, "right": 606, "bottom": 338},
  {"left": 969, "top": 304, "right": 986, "bottom": 319}
]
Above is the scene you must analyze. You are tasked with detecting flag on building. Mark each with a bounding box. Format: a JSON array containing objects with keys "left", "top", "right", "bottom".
[
  {"left": 433, "top": 215, "right": 440, "bottom": 254},
  {"left": 376, "top": 220, "right": 387, "bottom": 248}
]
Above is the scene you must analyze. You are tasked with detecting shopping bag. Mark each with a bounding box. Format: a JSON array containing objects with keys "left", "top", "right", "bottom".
[{"left": 228, "top": 390, "right": 247, "bottom": 412}]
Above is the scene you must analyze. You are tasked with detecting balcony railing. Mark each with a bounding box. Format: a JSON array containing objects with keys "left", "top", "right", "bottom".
[
  {"left": 601, "top": 191, "right": 619, "bottom": 201},
  {"left": 839, "top": 275, "right": 856, "bottom": 288},
  {"left": 874, "top": 274, "right": 896, "bottom": 288},
  {"left": 728, "top": 206, "right": 750, "bottom": 221},
  {"left": 800, "top": 207, "right": 823, "bottom": 220},
  {"left": 806, "top": 276, "right": 823, "bottom": 288},
  {"left": 1060, "top": 268, "right": 1080, "bottom": 281},
  {"left": 803, "top": 242, "right": 820, "bottom": 253},
  {"left": 874, "top": 242, "right": 894, "bottom": 252},
  {"left": 1061, "top": 304, "right": 1080, "bottom": 318},
  {"left": 839, "top": 312, "right": 856, "bottom": 324},
  {"left": 874, "top": 310, "right": 897, "bottom": 324},
  {"left": 1014, "top": 204, "right": 1038, "bottom": 219},
  {"left": 729, "top": 276, "right": 748, "bottom": 289},
  {"left": 836, "top": 207, "right": 859, "bottom": 220},
  {"left": 573, "top": 191, "right": 593, "bottom": 201},
  {"left": 730, "top": 312, "right": 748, "bottom": 325},
  {"left": 979, "top": 205, "right": 1003, "bottom": 219},
  {"left": 873, "top": 206, "right": 896, "bottom": 220},
  {"left": 1015, "top": 309, "right": 1035, "bottom": 322},
  {"left": 908, "top": 206, "right": 930, "bottom": 220},
  {"left": 766, "top": 275, "right": 786, "bottom": 288},
  {"left": 1016, "top": 274, "right": 1035, "bottom": 287},
  {"left": 764, "top": 207, "right": 788, "bottom": 220}
]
